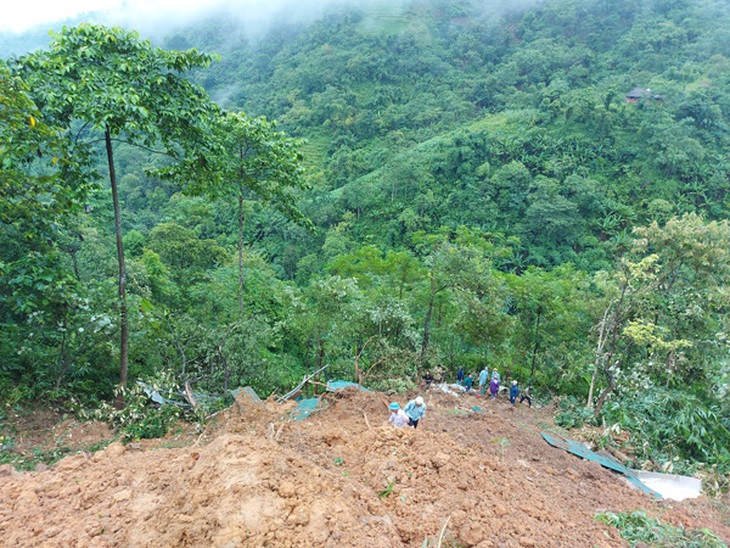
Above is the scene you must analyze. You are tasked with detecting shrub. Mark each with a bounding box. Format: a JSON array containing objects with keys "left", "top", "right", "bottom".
[
  {"left": 601, "top": 389, "right": 730, "bottom": 475},
  {"left": 595, "top": 510, "right": 725, "bottom": 547},
  {"left": 91, "top": 369, "right": 185, "bottom": 443},
  {"left": 554, "top": 396, "right": 596, "bottom": 428}
]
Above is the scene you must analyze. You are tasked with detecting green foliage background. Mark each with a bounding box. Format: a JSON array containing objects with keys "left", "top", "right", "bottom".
[{"left": 2, "top": 0, "right": 730, "bottom": 474}]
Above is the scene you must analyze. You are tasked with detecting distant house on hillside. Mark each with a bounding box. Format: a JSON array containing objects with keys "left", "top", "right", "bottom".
[{"left": 625, "top": 87, "right": 664, "bottom": 103}]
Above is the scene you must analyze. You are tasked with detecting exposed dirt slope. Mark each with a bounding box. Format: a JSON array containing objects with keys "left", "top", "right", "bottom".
[{"left": 1, "top": 388, "right": 728, "bottom": 547}]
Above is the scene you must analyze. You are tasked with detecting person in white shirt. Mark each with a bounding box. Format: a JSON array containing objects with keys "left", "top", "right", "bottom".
[{"left": 387, "top": 402, "right": 409, "bottom": 428}]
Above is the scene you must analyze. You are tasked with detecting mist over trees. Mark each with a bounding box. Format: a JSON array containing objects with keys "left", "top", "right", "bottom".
[{"left": 2, "top": 0, "right": 730, "bottom": 474}]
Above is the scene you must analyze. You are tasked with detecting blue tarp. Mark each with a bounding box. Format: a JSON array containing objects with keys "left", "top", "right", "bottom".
[{"left": 541, "top": 432, "right": 662, "bottom": 498}]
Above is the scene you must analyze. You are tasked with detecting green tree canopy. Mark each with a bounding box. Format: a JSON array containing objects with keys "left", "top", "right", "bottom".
[{"left": 11, "top": 24, "right": 220, "bottom": 387}]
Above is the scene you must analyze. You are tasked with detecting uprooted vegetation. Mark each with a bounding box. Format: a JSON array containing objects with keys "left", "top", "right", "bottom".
[{"left": 1, "top": 387, "right": 728, "bottom": 546}]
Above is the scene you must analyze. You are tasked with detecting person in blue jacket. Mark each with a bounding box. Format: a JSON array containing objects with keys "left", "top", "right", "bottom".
[
  {"left": 404, "top": 396, "right": 427, "bottom": 428},
  {"left": 510, "top": 380, "right": 519, "bottom": 405},
  {"left": 457, "top": 367, "right": 465, "bottom": 385}
]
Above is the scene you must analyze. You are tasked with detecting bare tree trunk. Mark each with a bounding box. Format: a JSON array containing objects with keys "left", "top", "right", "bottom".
[
  {"left": 174, "top": 338, "right": 188, "bottom": 378},
  {"left": 354, "top": 335, "right": 376, "bottom": 388},
  {"left": 587, "top": 305, "right": 611, "bottom": 408},
  {"left": 587, "top": 360, "right": 601, "bottom": 409},
  {"left": 217, "top": 323, "right": 239, "bottom": 392},
  {"left": 420, "top": 273, "right": 436, "bottom": 364},
  {"left": 54, "top": 321, "right": 68, "bottom": 389},
  {"left": 238, "top": 193, "right": 245, "bottom": 313},
  {"left": 666, "top": 349, "right": 675, "bottom": 388},
  {"left": 106, "top": 127, "right": 128, "bottom": 388},
  {"left": 529, "top": 308, "right": 542, "bottom": 379},
  {"left": 317, "top": 329, "right": 325, "bottom": 369},
  {"left": 587, "top": 270, "right": 632, "bottom": 411},
  {"left": 594, "top": 362, "right": 618, "bottom": 415}
]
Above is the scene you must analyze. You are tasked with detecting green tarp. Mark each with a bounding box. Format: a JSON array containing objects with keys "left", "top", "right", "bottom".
[
  {"left": 291, "top": 398, "right": 323, "bottom": 421},
  {"left": 326, "top": 380, "right": 370, "bottom": 392}
]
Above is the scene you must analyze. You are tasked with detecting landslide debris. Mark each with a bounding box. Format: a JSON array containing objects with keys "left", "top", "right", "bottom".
[{"left": 1, "top": 388, "right": 728, "bottom": 547}]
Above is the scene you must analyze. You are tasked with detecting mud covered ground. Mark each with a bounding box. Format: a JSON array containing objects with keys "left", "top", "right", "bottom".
[{"left": 1, "top": 387, "right": 729, "bottom": 547}]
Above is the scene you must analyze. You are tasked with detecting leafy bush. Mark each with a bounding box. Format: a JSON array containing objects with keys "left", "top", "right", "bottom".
[
  {"left": 352, "top": 340, "right": 421, "bottom": 392},
  {"left": 119, "top": 404, "right": 180, "bottom": 442},
  {"left": 91, "top": 370, "right": 185, "bottom": 443},
  {"left": 595, "top": 510, "right": 725, "bottom": 547},
  {"left": 368, "top": 376, "right": 416, "bottom": 395},
  {"left": 700, "top": 466, "right": 730, "bottom": 498},
  {"left": 0, "top": 444, "right": 75, "bottom": 472},
  {"left": 554, "top": 397, "right": 596, "bottom": 429},
  {"left": 601, "top": 389, "right": 730, "bottom": 475}
]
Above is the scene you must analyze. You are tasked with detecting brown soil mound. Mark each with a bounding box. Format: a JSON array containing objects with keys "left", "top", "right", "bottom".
[{"left": 1, "top": 388, "right": 728, "bottom": 547}]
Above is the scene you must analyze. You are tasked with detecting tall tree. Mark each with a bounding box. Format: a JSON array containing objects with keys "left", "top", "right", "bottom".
[
  {"left": 12, "top": 24, "right": 220, "bottom": 387},
  {"left": 414, "top": 227, "right": 505, "bottom": 364},
  {"left": 176, "top": 111, "right": 311, "bottom": 313}
]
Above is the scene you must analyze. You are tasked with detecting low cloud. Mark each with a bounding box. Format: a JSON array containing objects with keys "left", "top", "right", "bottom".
[{"left": 2, "top": 0, "right": 546, "bottom": 49}]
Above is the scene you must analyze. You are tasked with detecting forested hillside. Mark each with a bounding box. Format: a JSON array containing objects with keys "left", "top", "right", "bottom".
[
  {"left": 179, "top": 0, "right": 730, "bottom": 272},
  {"left": 2, "top": 0, "right": 730, "bottom": 482}
]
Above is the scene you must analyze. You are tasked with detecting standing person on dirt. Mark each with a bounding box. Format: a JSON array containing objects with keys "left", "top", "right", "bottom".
[
  {"left": 491, "top": 368, "right": 501, "bottom": 384},
  {"left": 478, "top": 367, "right": 489, "bottom": 395},
  {"left": 463, "top": 372, "right": 474, "bottom": 392},
  {"left": 510, "top": 380, "right": 519, "bottom": 405},
  {"left": 520, "top": 386, "right": 533, "bottom": 407},
  {"left": 489, "top": 373, "right": 500, "bottom": 399},
  {"left": 387, "top": 402, "right": 409, "bottom": 428},
  {"left": 457, "top": 366, "right": 465, "bottom": 385},
  {"left": 404, "top": 396, "right": 427, "bottom": 428},
  {"left": 435, "top": 367, "right": 445, "bottom": 384},
  {"left": 422, "top": 370, "right": 434, "bottom": 389}
]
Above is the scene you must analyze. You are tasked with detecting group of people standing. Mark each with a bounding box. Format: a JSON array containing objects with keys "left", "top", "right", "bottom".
[
  {"left": 459, "top": 366, "right": 502, "bottom": 398},
  {"left": 421, "top": 368, "right": 445, "bottom": 389},
  {"left": 477, "top": 367, "right": 502, "bottom": 398},
  {"left": 387, "top": 368, "right": 532, "bottom": 430},
  {"left": 458, "top": 366, "right": 530, "bottom": 406}
]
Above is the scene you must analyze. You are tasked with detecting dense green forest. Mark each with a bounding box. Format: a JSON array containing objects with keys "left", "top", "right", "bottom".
[{"left": 2, "top": 0, "right": 730, "bottom": 479}]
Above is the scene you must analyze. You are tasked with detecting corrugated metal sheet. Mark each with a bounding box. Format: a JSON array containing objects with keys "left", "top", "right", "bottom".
[{"left": 541, "top": 432, "right": 662, "bottom": 498}]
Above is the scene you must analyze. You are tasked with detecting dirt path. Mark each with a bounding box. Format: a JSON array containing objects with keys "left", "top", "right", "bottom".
[{"left": 1, "top": 388, "right": 728, "bottom": 547}]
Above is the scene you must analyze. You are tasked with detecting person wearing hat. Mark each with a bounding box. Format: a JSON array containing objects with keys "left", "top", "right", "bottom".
[
  {"left": 404, "top": 396, "right": 427, "bottom": 428},
  {"left": 387, "top": 402, "right": 409, "bottom": 428}
]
